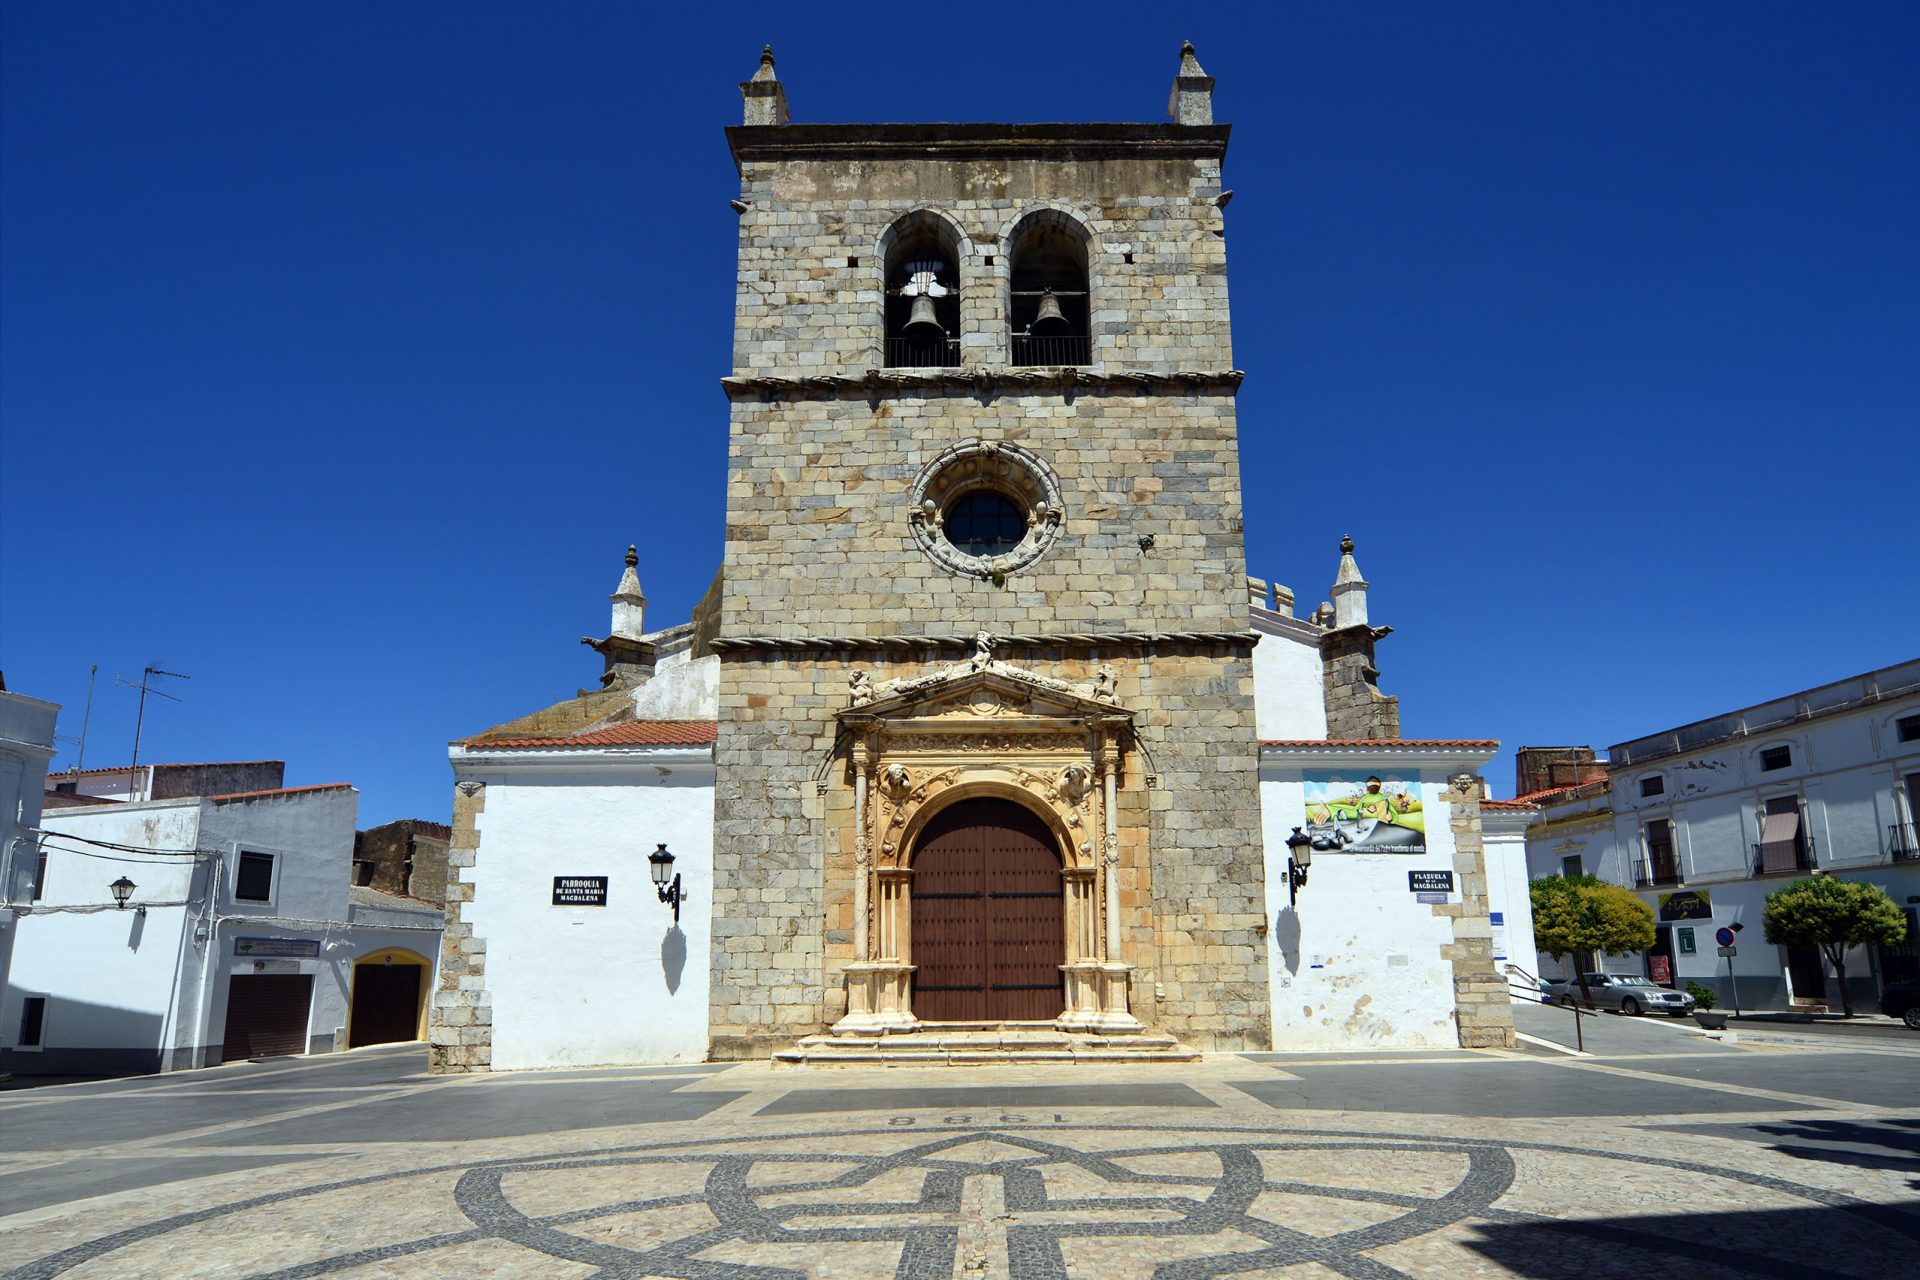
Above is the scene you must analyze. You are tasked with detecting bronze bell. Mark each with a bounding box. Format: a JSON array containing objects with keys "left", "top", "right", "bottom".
[
  {"left": 904, "top": 293, "right": 943, "bottom": 337},
  {"left": 1031, "top": 288, "right": 1068, "bottom": 334}
]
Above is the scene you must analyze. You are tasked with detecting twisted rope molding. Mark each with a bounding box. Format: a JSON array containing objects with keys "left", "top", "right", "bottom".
[
  {"left": 709, "top": 630, "right": 1259, "bottom": 654},
  {"left": 720, "top": 367, "right": 1244, "bottom": 402}
]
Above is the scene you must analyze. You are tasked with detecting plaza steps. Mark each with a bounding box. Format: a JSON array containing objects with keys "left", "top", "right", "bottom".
[{"left": 771, "top": 1022, "right": 1199, "bottom": 1067}]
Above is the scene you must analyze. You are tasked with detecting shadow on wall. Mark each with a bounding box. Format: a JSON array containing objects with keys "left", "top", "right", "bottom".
[
  {"left": 0, "top": 988, "right": 167, "bottom": 1079},
  {"left": 1273, "top": 908, "right": 1302, "bottom": 977},
  {"left": 661, "top": 925, "right": 686, "bottom": 995},
  {"left": 1462, "top": 1201, "right": 1920, "bottom": 1278}
]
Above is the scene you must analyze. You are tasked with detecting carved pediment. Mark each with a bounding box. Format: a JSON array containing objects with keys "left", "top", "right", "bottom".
[{"left": 841, "top": 664, "right": 1128, "bottom": 728}]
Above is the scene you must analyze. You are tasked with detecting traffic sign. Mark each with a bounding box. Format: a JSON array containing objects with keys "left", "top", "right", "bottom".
[
  {"left": 1717, "top": 945, "right": 1737, "bottom": 958},
  {"left": 1714, "top": 926, "right": 1736, "bottom": 948}
]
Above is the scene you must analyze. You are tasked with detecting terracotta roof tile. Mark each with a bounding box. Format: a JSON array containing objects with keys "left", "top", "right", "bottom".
[
  {"left": 209, "top": 783, "right": 355, "bottom": 803},
  {"left": 469, "top": 721, "right": 719, "bottom": 750},
  {"left": 1479, "top": 798, "right": 1540, "bottom": 811},
  {"left": 1260, "top": 739, "right": 1501, "bottom": 749},
  {"left": 42, "top": 790, "right": 123, "bottom": 808}
]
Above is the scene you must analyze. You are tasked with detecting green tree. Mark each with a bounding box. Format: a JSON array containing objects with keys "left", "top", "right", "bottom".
[
  {"left": 1761, "top": 876, "right": 1906, "bottom": 1016},
  {"left": 1530, "top": 874, "right": 1657, "bottom": 1003}
]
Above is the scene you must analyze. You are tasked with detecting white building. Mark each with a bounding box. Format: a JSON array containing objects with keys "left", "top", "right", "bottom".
[
  {"left": 1523, "top": 659, "right": 1920, "bottom": 1011},
  {"left": 0, "top": 685, "right": 61, "bottom": 1050},
  {"left": 2, "top": 778, "right": 444, "bottom": 1076}
]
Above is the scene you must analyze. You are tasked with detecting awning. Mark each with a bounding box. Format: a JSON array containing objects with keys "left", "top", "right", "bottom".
[{"left": 1759, "top": 809, "right": 1802, "bottom": 871}]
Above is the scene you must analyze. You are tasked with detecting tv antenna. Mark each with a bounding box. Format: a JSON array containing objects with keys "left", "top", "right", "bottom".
[
  {"left": 117, "top": 665, "right": 190, "bottom": 799},
  {"left": 53, "top": 663, "right": 100, "bottom": 773}
]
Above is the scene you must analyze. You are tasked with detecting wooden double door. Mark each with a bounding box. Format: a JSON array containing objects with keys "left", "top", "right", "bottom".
[{"left": 910, "top": 797, "right": 1066, "bottom": 1021}]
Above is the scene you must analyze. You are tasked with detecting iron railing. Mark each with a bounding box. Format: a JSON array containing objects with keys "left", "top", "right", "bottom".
[
  {"left": 1010, "top": 333, "right": 1091, "bottom": 367},
  {"left": 1889, "top": 823, "right": 1920, "bottom": 862},
  {"left": 884, "top": 337, "right": 961, "bottom": 368},
  {"left": 1634, "top": 858, "right": 1683, "bottom": 888},
  {"left": 1751, "top": 836, "right": 1817, "bottom": 876}
]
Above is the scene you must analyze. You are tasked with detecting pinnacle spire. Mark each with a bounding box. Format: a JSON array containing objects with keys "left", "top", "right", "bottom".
[
  {"left": 1168, "top": 40, "right": 1216, "bottom": 125},
  {"left": 740, "top": 43, "right": 790, "bottom": 126},
  {"left": 1331, "top": 535, "right": 1369, "bottom": 627},
  {"left": 611, "top": 545, "right": 647, "bottom": 640}
]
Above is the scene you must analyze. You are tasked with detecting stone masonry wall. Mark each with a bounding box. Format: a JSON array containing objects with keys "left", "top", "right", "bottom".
[
  {"left": 1439, "top": 774, "right": 1518, "bottom": 1049},
  {"left": 730, "top": 151, "right": 1231, "bottom": 376},
  {"left": 711, "top": 133, "right": 1267, "bottom": 1055},
  {"left": 428, "top": 782, "right": 492, "bottom": 1072},
  {"left": 709, "top": 643, "right": 1269, "bottom": 1056}
]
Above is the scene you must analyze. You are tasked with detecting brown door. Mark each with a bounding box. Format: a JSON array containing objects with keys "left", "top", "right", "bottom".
[
  {"left": 911, "top": 798, "right": 1065, "bottom": 1022},
  {"left": 349, "top": 963, "right": 423, "bottom": 1047},
  {"left": 221, "top": 974, "right": 313, "bottom": 1061}
]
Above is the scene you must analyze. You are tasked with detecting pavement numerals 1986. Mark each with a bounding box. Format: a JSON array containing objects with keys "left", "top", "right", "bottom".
[{"left": 888, "top": 1114, "right": 1069, "bottom": 1126}]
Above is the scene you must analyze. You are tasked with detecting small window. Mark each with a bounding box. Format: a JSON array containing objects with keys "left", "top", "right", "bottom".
[
  {"left": 1761, "top": 746, "right": 1792, "bottom": 772},
  {"left": 1898, "top": 714, "right": 1920, "bottom": 743},
  {"left": 18, "top": 996, "right": 47, "bottom": 1048},
  {"left": 944, "top": 490, "right": 1029, "bottom": 558},
  {"left": 235, "top": 852, "right": 275, "bottom": 902},
  {"left": 32, "top": 851, "right": 47, "bottom": 902},
  {"left": 353, "top": 860, "right": 377, "bottom": 887},
  {"left": 1560, "top": 855, "right": 1582, "bottom": 879},
  {"left": 1640, "top": 776, "right": 1665, "bottom": 798}
]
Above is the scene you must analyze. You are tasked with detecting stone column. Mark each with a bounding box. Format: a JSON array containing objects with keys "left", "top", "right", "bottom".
[
  {"left": 1444, "top": 773, "right": 1517, "bottom": 1049},
  {"left": 851, "top": 738, "right": 872, "bottom": 963}
]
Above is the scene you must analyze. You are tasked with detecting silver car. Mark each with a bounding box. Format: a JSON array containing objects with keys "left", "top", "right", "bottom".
[{"left": 1545, "top": 973, "right": 1695, "bottom": 1017}]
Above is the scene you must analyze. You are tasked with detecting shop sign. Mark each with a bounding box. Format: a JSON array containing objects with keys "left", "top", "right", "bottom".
[
  {"left": 233, "top": 936, "right": 319, "bottom": 958},
  {"left": 1658, "top": 890, "right": 1712, "bottom": 921},
  {"left": 1677, "top": 926, "right": 1697, "bottom": 955}
]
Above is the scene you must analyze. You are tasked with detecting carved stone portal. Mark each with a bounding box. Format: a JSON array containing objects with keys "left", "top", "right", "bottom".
[{"left": 835, "top": 654, "right": 1141, "bottom": 1034}]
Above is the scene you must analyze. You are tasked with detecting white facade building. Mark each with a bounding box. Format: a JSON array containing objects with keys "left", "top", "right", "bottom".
[
  {"left": 1523, "top": 659, "right": 1920, "bottom": 1011},
  {"left": 2, "top": 781, "right": 444, "bottom": 1076},
  {"left": 0, "top": 686, "right": 61, "bottom": 1049}
]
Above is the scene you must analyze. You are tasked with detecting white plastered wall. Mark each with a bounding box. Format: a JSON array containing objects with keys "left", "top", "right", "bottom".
[
  {"left": 460, "top": 749, "right": 715, "bottom": 1068},
  {"left": 1250, "top": 612, "right": 1329, "bottom": 740},
  {"left": 1259, "top": 769, "right": 1465, "bottom": 1049}
]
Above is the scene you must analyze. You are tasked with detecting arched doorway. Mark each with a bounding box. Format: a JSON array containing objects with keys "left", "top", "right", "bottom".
[
  {"left": 348, "top": 949, "right": 429, "bottom": 1048},
  {"left": 910, "top": 797, "right": 1065, "bottom": 1021}
]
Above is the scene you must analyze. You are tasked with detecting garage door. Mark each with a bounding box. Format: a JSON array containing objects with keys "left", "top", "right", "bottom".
[
  {"left": 349, "top": 963, "right": 423, "bottom": 1047},
  {"left": 221, "top": 974, "right": 313, "bottom": 1062}
]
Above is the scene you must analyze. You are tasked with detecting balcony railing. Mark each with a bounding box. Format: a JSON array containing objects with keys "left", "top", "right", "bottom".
[
  {"left": 1890, "top": 823, "right": 1920, "bottom": 862},
  {"left": 1751, "top": 837, "right": 1817, "bottom": 876},
  {"left": 884, "top": 336, "right": 961, "bottom": 369},
  {"left": 1634, "top": 858, "right": 1683, "bottom": 888},
  {"left": 1010, "top": 333, "right": 1091, "bottom": 367}
]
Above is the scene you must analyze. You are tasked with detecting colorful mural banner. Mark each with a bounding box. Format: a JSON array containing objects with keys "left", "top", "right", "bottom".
[{"left": 1302, "top": 771, "right": 1426, "bottom": 854}]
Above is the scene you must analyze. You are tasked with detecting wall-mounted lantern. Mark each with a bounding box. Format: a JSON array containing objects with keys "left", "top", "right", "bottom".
[
  {"left": 1284, "top": 827, "right": 1312, "bottom": 907},
  {"left": 110, "top": 876, "right": 137, "bottom": 909},
  {"left": 648, "top": 843, "right": 683, "bottom": 924}
]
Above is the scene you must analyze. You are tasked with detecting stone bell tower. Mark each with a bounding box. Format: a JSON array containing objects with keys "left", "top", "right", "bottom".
[{"left": 706, "top": 44, "right": 1268, "bottom": 1057}]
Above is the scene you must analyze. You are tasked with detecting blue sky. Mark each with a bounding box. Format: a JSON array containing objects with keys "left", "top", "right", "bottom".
[{"left": 3, "top": 3, "right": 1915, "bottom": 823}]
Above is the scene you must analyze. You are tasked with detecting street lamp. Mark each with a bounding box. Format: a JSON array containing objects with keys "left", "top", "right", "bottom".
[
  {"left": 109, "top": 876, "right": 137, "bottom": 909},
  {"left": 648, "top": 843, "right": 683, "bottom": 924},
  {"left": 1283, "top": 827, "right": 1312, "bottom": 907}
]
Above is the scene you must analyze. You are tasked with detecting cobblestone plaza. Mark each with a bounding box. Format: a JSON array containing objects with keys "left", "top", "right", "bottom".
[{"left": 4, "top": 1010, "right": 1916, "bottom": 1279}]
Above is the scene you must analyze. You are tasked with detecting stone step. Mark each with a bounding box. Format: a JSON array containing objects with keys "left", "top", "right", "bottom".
[{"left": 771, "top": 1027, "right": 1199, "bottom": 1067}]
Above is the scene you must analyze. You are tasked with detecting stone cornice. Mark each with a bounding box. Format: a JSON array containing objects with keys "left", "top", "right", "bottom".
[
  {"left": 721, "top": 368, "right": 1244, "bottom": 403},
  {"left": 727, "top": 122, "right": 1231, "bottom": 172},
  {"left": 710, "top": 630, "right": 1258, "bottom": 656}
]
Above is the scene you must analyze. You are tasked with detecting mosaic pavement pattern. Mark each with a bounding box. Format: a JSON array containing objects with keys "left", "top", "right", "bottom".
[
  {"left": 6, "top": 1118, "right": 1919, "bottom": 1279},
  {"left": 6, "top": 1033, "right": 1920, "bottom": 1280}
]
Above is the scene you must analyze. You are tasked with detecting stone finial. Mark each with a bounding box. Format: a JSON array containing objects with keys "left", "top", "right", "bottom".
[
  {"left": 1167, "top": 40, "right": 1215, "bottom": 126},
  {"left": 1331, "top": 535, "right": 1369, "bottom": 629},
  {"left": 740, "top": 44, "right": 790, "bottom": 126},
  {"left": 611, "top": 544, "right": 647, "bottom": 641}
]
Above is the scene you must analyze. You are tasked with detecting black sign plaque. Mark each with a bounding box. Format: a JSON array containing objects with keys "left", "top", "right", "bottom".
[
  {"left": 1407, "top": 870, "right": 1455, "bottom": 894},
  {"left": 552, "top": 875, "right": 609, "bottom": 907}
]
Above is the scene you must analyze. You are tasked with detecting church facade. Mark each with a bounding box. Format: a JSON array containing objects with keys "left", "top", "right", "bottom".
[{"left": 429, "top": 47, "right": 1520, "bottom": 1072}]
